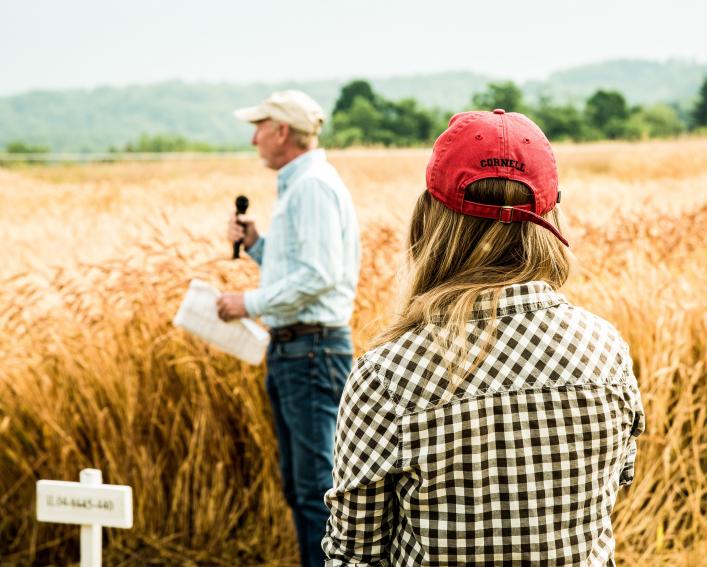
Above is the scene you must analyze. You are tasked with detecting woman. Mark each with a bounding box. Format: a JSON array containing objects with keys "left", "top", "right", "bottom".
[{"left": 322, "top": 110, "right": 644, "bottom": 566}]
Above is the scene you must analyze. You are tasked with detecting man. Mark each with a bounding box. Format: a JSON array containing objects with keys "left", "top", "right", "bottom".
[{"left": 216, "top": 90, "right": 360, "bottom": 567}]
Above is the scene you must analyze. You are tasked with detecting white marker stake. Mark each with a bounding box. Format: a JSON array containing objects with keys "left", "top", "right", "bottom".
[
  {"left": 36, "top": 468, "right": 133, "bottom": 567},
  {"left": 80, "top": 469, "right": 102, "bottom": 567}
]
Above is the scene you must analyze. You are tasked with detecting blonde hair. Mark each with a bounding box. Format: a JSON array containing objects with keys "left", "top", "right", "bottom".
[{"left": 375, "top": 178, "right": 571, "bottom": 393}]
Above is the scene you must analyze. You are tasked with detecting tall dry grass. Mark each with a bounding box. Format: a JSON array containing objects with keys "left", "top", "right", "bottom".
[{"left": 1, "top": 139, "right": 706, "bottom": 565}]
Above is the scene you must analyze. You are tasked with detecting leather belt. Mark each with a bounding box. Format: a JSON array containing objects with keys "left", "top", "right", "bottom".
[{"left": 269, "top": 323, "right": 326, "bottom": 343}]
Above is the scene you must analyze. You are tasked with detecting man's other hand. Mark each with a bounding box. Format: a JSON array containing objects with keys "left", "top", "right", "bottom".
[
  {"left": 217, "top": 292, "right": 248, "bottom": 321},
  {"left": 228, "top": 214, "right": 260, "bottom": 250}
]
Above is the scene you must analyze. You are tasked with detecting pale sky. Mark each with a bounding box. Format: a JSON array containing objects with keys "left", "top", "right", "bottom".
[{"left": 2, "top": 0, "right": 706, "bottom": 96}]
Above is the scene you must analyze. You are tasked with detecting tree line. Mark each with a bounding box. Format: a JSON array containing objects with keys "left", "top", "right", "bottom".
[
  {"left": 322, "top": 77, "right": 707, "bottom": 147},
  {"left": 4, "top": 77, "right": 707, "bottom": 154}
]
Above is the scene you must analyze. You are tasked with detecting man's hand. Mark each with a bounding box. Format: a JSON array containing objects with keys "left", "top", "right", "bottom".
[
  {"left": 228, "top": 214, "right": 260, "bottom": 250},
  {"left": 217, "top": 292, "right": 248, "bottom": 321}
]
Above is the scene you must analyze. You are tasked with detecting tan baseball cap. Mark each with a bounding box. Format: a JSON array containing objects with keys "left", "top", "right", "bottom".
[{"left": 233, "top": 90, "right": 325, "bottom": 135}]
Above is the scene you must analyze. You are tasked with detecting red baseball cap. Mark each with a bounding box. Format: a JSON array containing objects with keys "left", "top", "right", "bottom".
[{"left": 426, "top": 109, "right": 569, "bottom": 246}]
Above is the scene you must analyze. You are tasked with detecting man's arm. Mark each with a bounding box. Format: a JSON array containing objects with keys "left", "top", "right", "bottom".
[
  {"left": 322, "top": 357, "right": 398, "bottom": 566},
  {"left": 244, "top": 179, "right": 345, "bottom": 318},
  {"left": 245, "top": 235, "right": 266, "bottom": 265}
]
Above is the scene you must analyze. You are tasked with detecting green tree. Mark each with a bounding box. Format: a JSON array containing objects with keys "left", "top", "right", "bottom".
[
  {"left": 2, "top": 140, "right": 50, "bottom": 166},
  {"left": 325, "top": 125, "right": 365, "bottom": 148},
  {"left": 328, "top": 84, "right": 440, "bottom": 147},
  {"left": 530, "top": 96, "right": 586, "bottom": 141},
  {"left": 122, "top": 133, "right": 214, "bottom": 152},
  {"left": 428, "top": 108, "right": 453, "bottom": 138},
  {"left": 332, "top": 80, "right": 378, "bottom": 115},
  {"left": 327, "top": 97, "right": 383, "bottom": 147},
  {"left": 472, "top": 81, "right": 524, "bottom": 112},
  {"left": 5, "top": 140, "right": 50, "bottom": 153},
  {"left": 585, "top": 90, "right": 628, "bottom": 138},
  {"left": 624, "top": 104, "right": 685, "bottom": 139},
  {"left": 691, "top": 76, "right": 707, "bottom": 128},
  {"left": 381, "top": 98, "right": 433, "bottom": 146}
]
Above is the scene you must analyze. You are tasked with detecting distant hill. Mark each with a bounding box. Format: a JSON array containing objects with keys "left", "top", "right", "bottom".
[
  {"left": 524, "top": 59, "right": 707, "bottom": 105},
  {"left": 1, "top": 59, "right": 705, "bottom": 152}
]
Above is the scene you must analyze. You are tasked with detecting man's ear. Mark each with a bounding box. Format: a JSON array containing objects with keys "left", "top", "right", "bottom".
[{"left": 276, "top": 122, "right": 290, "bottom": 144}]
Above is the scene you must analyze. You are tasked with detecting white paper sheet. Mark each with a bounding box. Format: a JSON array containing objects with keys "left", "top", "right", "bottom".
[{"left": 173, "top": 279, "right": 269, "bottom": 365}]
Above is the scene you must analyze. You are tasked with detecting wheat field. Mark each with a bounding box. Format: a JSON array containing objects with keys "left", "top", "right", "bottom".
[{"left": 1, "top": 139, "right": 706, "bottom": 566}]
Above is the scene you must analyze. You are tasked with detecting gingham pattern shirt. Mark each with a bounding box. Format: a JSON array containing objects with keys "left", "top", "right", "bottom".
[{"left": 323, "top": 281, "right": 644, "bottom": 566}]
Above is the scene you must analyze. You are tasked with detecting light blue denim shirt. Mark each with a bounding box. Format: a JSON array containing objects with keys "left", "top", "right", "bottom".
[{"left": 244, "top": 149, "right": 361, "bottom": 328}]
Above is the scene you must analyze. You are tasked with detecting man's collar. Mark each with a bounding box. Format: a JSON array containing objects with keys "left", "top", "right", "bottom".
[{"left": 277, "top": 149, "right": 326, "bottom": 196}]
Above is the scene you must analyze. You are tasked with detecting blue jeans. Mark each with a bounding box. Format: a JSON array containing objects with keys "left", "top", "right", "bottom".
[{"left": 265, "top": 326, "right": 353, "bottom": 567}]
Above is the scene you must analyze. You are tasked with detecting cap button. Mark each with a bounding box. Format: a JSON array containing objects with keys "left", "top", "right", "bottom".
[{"left": 493, "top": 108, "right": 505, "bottom": 114}]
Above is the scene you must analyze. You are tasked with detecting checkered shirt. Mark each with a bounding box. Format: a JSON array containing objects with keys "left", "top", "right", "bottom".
[{"left": 323, "top": 281, "right": 645, "bottom": 566}]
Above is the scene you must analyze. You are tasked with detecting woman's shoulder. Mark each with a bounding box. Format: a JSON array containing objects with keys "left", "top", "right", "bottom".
[
  {"left": 359, "top": 325, "right": 437, "bottom": 371},
  {"left": 354, "top": 325, "right": 448, "bottom": 410},
  {"left": 560, "top": 301, "right": 630, "bottom": 349}
]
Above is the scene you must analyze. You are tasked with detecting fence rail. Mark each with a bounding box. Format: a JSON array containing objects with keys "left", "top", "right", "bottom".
[
  {"left": 0, "top": 148, "right": 432, "bottom": 164},
  {"left": 0, "top": 151, "right": 255, "bottom": 163}
]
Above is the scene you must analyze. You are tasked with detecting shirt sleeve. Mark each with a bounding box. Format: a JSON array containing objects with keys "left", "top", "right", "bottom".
[
  {"left": 322, "top": 356, "right": 399, "bottom": 567},
  {"left": 244, "top": 178, "right": 345, "bottom": 319},
  {"left": 245, "top": 235, "right": 266, "bottom": 266},
  {"left": 620, "top": 346, "right": 645, "bottom": 486}
]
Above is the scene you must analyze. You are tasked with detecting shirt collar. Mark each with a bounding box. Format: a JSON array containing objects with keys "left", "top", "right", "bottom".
[
  {"left": 472, "top": 281, "right": 567, "bottom": 320},
  {"left": 426, "top": 281, "right": 567, "bottom": 326},
  {"left": 277, "top": 148, "right": 326, "bottom": 197}
]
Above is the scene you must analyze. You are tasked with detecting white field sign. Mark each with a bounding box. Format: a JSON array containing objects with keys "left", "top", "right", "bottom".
[{"left": 36, "top": 469, "right": 132, "bottom": 567}]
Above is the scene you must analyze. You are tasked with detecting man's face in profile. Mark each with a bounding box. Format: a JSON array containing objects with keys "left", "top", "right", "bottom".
[{"left": 251, "top": 119, "right": 286, "bottom": 169}]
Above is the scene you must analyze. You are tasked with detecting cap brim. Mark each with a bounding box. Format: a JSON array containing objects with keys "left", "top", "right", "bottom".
[{"left": 233, "top": 106, "right": 269, "bottom": 123}]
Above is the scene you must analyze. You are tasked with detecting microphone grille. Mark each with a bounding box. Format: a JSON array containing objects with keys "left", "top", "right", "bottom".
[{"left": 235, "top": 195, "right": 249, "bottom": 213}]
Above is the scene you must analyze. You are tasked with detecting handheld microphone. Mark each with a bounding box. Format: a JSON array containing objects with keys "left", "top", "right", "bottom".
[{"left": 233, "top": 195, "right": 250, "bottom": 259}]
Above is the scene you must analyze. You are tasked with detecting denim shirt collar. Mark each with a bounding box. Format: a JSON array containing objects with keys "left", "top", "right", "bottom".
[{"left": 277, "top": 149, "right": 326, "bottom": 197}]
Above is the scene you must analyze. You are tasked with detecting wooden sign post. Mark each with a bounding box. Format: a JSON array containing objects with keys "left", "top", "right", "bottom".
[{"left": 36, "top": 468, "right": 133, "bottom": 567}]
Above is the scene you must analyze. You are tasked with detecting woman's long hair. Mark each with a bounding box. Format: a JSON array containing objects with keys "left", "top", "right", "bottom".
[{"left": 375, "top": 178, "right": 572, "bottom": 394}]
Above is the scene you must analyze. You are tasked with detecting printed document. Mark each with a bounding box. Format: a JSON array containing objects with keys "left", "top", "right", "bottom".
[{"left": 173, "top": 279, "right": 269, "bottom": 365}]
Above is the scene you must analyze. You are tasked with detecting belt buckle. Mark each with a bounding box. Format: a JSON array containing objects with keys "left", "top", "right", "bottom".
[{"left": 275, "top": 328, "right": 295, "bottom": 342}]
